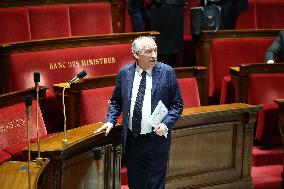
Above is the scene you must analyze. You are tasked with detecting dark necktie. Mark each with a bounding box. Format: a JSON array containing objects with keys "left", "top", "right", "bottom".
[{"left": 132, "top": 71, "right": 147, "bottom": 137}]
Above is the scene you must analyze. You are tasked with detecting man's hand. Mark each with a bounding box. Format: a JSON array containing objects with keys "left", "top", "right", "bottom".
[
  {"left": 94, "top": 122, "right": 113, "bottom": 136},
  {"left": 153, "top": 123, "right": 168, "bottom": 137}
]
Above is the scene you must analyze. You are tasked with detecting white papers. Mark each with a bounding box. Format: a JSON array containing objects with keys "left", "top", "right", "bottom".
[{"left": 149, "top": 100, "right": 168, "bottom": 138}]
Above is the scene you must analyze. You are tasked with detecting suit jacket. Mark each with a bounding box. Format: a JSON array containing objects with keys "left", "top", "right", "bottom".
[
  {"left": 106, "top": 62, "right": 183, "bottom": 152},
  {"left": 265, "top": 31, "right": 284, "bottom": 63},
  {"left": 206, "top": 0, "right": 248, "bottom": 13},
  {"left": 151, "top": 0, "right": 185, "bottom": 6}
]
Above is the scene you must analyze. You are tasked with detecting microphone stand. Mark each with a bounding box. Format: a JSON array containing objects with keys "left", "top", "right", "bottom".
[
  {"left": 25, "top": 96, "right": 32, "bottom": 189},
  {"left": 35, "top": 83, "right": 43, "bottom": 167},
  {"left": 62, "top": 70, "right": 87, "bottom": 146},
  {"left": 27, "top": 109, "right": 31, "bottom": 189},
  {"left": 62, "top": 83, "right": 70, "bottom": 146}
]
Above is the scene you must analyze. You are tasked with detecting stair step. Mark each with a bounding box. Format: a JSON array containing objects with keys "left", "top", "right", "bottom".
[
  {"left": 252, "top": 164, "right": 283, "bottom": 189},
  {"left": 121, "top": 166, "right": 128, "bottom": 185},
  {"left": 252, "top": 145, "right": 283, "bottom": 166},
  {"left": 121, "top": 185, "right": 129, "bottom": 189}
]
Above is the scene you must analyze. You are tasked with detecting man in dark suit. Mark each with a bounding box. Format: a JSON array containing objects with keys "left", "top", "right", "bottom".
[
  {"left": 128, "top": 0, "right": 151, "bottom": 32},
  {"left": 265, "top": 31, "right": 284, "bottom": 64},
  {"left": 150, "top": 0, "right": 186, "bottom": 67},
  {"left": 201, "top": 0, "right": 248, "bottom": 29},
  {"left": 96, "top": 36, "right": 183, "bottom": 189}
]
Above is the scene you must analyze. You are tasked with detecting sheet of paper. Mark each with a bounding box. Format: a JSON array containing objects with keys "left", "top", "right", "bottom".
[{"left": 149, "top": 100, "right": 168, "bottom": 138}]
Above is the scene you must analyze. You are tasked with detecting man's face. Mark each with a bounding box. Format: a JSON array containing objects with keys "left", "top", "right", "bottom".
[{"left": 136, "top": 40, "right": 157, "bottom": 70}]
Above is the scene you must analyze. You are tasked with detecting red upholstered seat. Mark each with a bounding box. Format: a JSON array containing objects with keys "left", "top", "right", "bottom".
[
  {"left": 178, "top": 78, "right": 200, "bottom": 108},
  {"left": 210, "top": 38, "right": 274, "bottom": 101},
  {"left": 248, "top": 74, "right": 284, "bottom": 146},
  {"left": 28, "top": 5, "right": 71, "bottom": 39},
  {"left": 220, "top": 76, "right": 234, "bottom": 104},
  {"left": 0, "top": 150, "right": 11, "bottom": 164},
  {"left": 3, "top": 142, "right": 29, "bottom": 161},
  {"left": 248, "top": 74, "right": 284, "bottom": 105},
  {"left": 79, "top": 78, "right": 199, "bottom": 126},
  {"left": 80, "top": 86, "right": 115, "bottom": 125},
  {"left": 0, "top": 8, "right": 31, "bottom": 43},
  {"left": 0, "top": 100, "right": 47, "bottom": 160},
  {"left": 124, "top": 0, "right": 132, "bottom": 32},
  {"left": 69, "top": 3, "right": 113, "bottom": 36},
  {"left": 256, "top": 1, "right": 284, "bottom": 29},
  {"left": 256, "top": 103, "right": 280, "bottom": 146},
  {"left": 236, "top": 0, "right": 257, "bottom": 29}
]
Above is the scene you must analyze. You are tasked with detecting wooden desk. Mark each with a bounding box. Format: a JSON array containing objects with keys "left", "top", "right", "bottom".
[
  {"left": 0, "top": 159, "right": 50, "bottom": 189},
  {"left": 230, "top": 63, "right": 284, "bottom": 103},
  {"left": 27, "top": 103, "right": 261, "bottom": 189},
  {"left": 27, "top": 122, "right": 122, "bottom": 189},
  {"left": 167, "top": 103, "right": 262, "bottom": 189}
]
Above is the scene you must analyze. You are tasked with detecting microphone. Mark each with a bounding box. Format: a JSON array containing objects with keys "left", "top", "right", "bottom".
[
  {"left": 93, "top": 147, "right": 102, "bottom": 172},
  {"left": 93, "top": 146, "right": 102, "bottom": 160},
  {"left": 24, "top": 95, "right": 32, "bottom": 118},
  {"left": 92, "top": 147, "right": 102, "bottom": 187},
  {"left": 34, "top": 72, "right": 40, "bottom": 92},
  {"left": 68, "top": 70, "right": 87, "bottom": 84}
]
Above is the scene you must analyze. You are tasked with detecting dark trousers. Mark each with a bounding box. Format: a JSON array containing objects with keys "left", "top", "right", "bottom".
[
  {"left": 126, "top": 131, "right": 168, "bottom": 189},
  {"left": 158, "top": 54, "right": 177, "bottom": 68},
  {"left": 128, "top": 0, "right": 150, "bottom": 32}
]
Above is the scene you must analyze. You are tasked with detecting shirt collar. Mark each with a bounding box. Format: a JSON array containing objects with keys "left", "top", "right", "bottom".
[{"left": 135, "top": 63, "right": 153, "bottom": 76}]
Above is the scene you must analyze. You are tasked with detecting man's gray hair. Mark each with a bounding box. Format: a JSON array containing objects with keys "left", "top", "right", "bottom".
[{"left": 131, "top": 36, "right": 156, "bottom": 55}]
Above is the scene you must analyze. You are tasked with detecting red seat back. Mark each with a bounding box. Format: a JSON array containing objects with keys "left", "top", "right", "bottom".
[
  {"left": 178, "top": 78, "right": 200, "bottom": 108},
  {"left": 28, "top": 5, "right": 71, "bottom": 40},
  {"left": 124, "top": 0, "right": 132, "bottom": 32},
  {"left": 0, "top": 100, "right": 47, "bottom": 150},
  {"left": 69, "top": 3, "right": 113, "bottom": 36},
  {"left": 9, "top": 44, "right": 134, "bottom": 92},
  {"left": 209, "top": 38, "right": 273, "bottom": 98},
  {"left": 80, "top": 86, "right": 115, "bottom": 125},
  {"left": 248, "top": 74, "right": 284, "bottom": 105},
  {"left": 256, "top": 1, "right": 284, "bottom": 29},
  {"left": 0, "top": 8, "right": 31, "bottom": 43},
  {"left": 236, "top": 0, "right": 257, "bottom": 29}
]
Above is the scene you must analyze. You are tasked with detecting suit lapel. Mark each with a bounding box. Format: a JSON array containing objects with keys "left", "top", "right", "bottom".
[
  {"left": 126, "top": 63, "right": 136, "bottom": 102},
  {"left": 151, "top": 63, "right": 162, "bottom": 96}
]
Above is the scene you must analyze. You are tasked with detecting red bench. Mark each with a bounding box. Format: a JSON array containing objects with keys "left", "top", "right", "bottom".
[
  {"left": 1, "top": 31, "right": 159, "bottom": 133},
  {"left": 209, "top": 38, "right": 274, "bottom": 104},
  {"left": 0, "top": 87, "right": 48, "bottom": 163},
  {"left": 0, "top": 7, "right": 31, "bottom": 43},
  {"left": 195, "top": 29, "right": 280, "bottom": 104},
  {"left": 53, "top": 66, "right": 206, "bottom": 129},
  {"left": 0, "top": 1, "right": 117, "bottom": 43},
  {"left": 230, "top": 63, "right": 284, "bottom": 147},
  {"left": 237, "top": 0, "right": 284, "bottom": 29}
]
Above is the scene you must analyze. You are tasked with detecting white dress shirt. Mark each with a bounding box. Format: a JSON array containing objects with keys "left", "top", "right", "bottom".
[{"left": 129, "top": 65, "right": 153, "bottom": 134}]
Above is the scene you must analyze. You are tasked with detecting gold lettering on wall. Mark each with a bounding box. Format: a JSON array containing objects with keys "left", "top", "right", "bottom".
[
  {"left": 0, "top": 119, "right": 26, "bottom": 134},
  {"left": 49, "top": 62, "right": 66, "bottom": 70},
  {"left": 49, "top": 57, "right": 116, "bottom": 70}
]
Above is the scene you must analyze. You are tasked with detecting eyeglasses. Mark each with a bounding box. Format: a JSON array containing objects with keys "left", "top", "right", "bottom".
[{"left": 140, "top": 48, "right": 157, "bottom": 56}]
